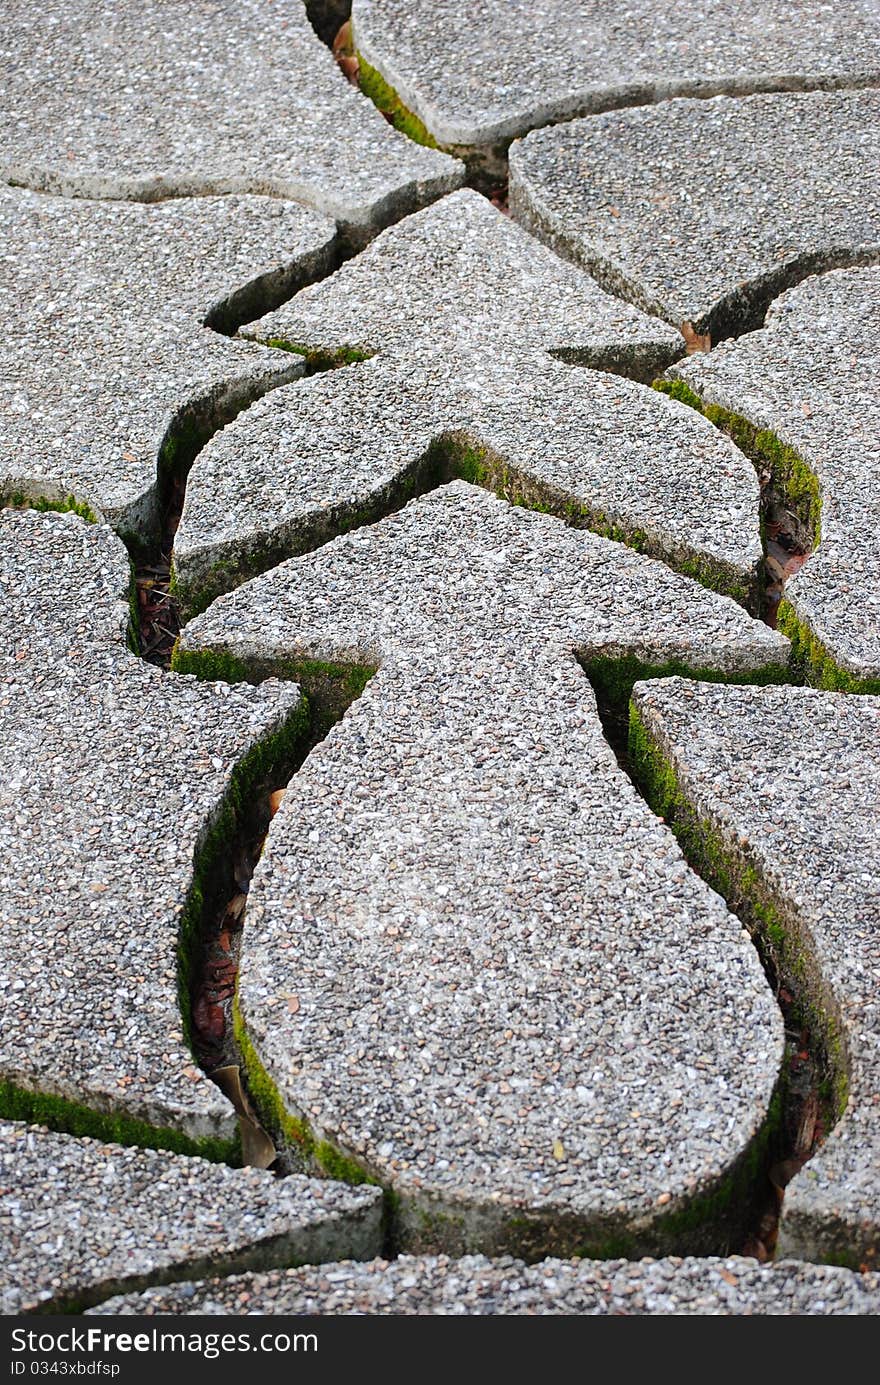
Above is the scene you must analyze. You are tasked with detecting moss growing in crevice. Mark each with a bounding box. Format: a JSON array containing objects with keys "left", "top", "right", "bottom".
[
  {"left": 356, "top": 54, "right": 440, "bottom": 149},
  {"left": 2, "top": 489, "right": 99, "bottom": 524},
  {"left": 261, "top": 340, "right": 373, "bottom": 374},
  {"left": 778, "top": 600, "right": 880, "bottom": 696},
  {"left": 175, "top": 693, "right": 312, "bottom": 1064},
  {"left": 0, "top": 1079, "right": 238, "bottom": 1164},
  {"left": 652, "top": 377, "right": 822, "bottom": 553},
  {"left": 628, "top": 701, "right": 850, "bottom": 1127}
]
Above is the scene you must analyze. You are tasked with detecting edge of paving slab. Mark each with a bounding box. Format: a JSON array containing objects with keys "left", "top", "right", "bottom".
[{"left": 627, "top": 685, "right": 862, "bottom": 1268}]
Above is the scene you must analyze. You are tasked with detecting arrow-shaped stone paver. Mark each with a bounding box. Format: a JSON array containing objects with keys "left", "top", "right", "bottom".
[
  {"left": 0, "top": 183, "right": 337, "bottom": 539},
  {"left": 90, "top": 1251, "right": 880, "bottom": 1316},
  {"left": 174, "top": 191, "right": 763, "bottom": 613},
  {"left": 0, "top": 0, "right": 461, "bottom": 227},
  {"left": 178, "top": 483, "right": 790, "bottom": 1256},
  {"left": 509, "top": 89, "right": 880, "bottom": 338},
  {"left": 0, "top": 507, "right": 305, "bottom": 1153},
  {"left": 0, "top": 1120, "right": 382, "bottom": 1314},
  {"left": 630, "top": 678, "right": 880, "bottom": 1270},
  {"left": 671, "top": 266, "right": 880, "bottom": 690},
  {"left": 352, "top": 0, "right": 880, "bottom": 158}
]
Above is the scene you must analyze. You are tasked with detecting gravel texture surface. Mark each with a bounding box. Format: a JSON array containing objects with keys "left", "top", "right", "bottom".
[
  {"left": 0, "top": 0, "right": 461, "bottom": 225},
  {"left": 90, "top": 1252, "right": 880, "bottom": 1315},
  {"left": 674, "top": 266, "right": 880, "bottom": 685},
  {"left": 174, "top": 192, "right": 760, "bottom": 609},
  {"left": 0, "top": 1120, "right": 382, "bottom": 1314},
  {"left": 0, "top": 508, "right": 303, "bottom": 1146},
  {"left": 353, "top": 0, "right": 880, "bottom": 150},
  {"left": 631, "top": 678, "right": 880, "bottom": 1270},
  {"left": 509, "top": 90, "right": 880, "bottom": 337},
  {"left": 179, "top": 483, "right": 789, "bottom": 1255},
  {"left": 0, "top": 183, "right": 336, "bottom": 536}
]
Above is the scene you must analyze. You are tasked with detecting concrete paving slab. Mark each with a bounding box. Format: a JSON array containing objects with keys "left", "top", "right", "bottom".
[
  {"left": 509, "top": 90, "right": 880, "bottom": 339},
  {"left": 630, "top": 678, "right": 880, "bottom": 1270},
  {"left": 1, "top": 0, "right": 461, "bottom": 226},
  {"left": 174, "top": 193, "right": 761, "bottom": 612},
  {"left": 90, "top": 1251, "right": 880, "bottom": 1315},
  {"left": 0, "top": 1121, "right": 382, "bottom": 1313},
  {"left": 177, "top": 483, "right": 789, "bottom": 1256},
  {"left": 0, "top": 507, "right": 303, "bottom": 1152},
  {"left": 0, "top": 184, "right": 337, "bottom": 539},
  {"left": 352, "top": 0, "right": 880, "bottom": 153},
  {"left": 672, "top": 266, "right": 880, "bottom": 690}
]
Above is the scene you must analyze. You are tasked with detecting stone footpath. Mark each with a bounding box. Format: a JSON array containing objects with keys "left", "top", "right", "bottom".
[{"left": 1, "top": 0, "right": 879, "bottom": 1315}]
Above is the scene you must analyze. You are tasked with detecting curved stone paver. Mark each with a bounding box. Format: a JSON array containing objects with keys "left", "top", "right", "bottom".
[
  {"left": 178, "top": 483, "right": 789, "bottom": 1256},
  {"left": 0, "top": 1121, "right": 382, "bottom": 1314},
  {"left": 0, "top": 0, "right": 461, "bottom": 225},
  {"left": 629, "top": 678, "right": 880, "bottom": 1269},
  {"left": 0, "top": 184, "right": 337, "bottom": 538},
  {"left": 509, "top": 89, "right": 880, "bottom": 337},
  {"left": 353, "top": 0, "right": 880, "bottom": 153},
  {"left": 174, "top": 192, "right": 761, "bottom": 611},
  {"left": 89, "top": 1253, "right": 880, "bottom": 1315},
  {"left": 672, "top": 266, "right": 880, "bottom": 689},
  {"left": 0, "top": 508, "right": 303, "bottom": 1152}
]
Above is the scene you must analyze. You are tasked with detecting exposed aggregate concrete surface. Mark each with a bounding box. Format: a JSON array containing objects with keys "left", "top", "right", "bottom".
[
  {"left": 674, "top": 266, "right": 880, "bottom": 686},
  {"left": 3, "top": 0, "right": 880, "bottom": 1322},
  {"left": 0, "top": 0, "right": 462, "bottom": 224},
  {"left": 174, "top": 192, "right": 762, "bottom": 609},
  {"left": 0, "top": 183, "right": 337, "bottom": 536},
  {"left": 352, "top": 0, "right": 880, "bottom": 149},
  {"left": 179, "top": 484, "right": 790, "bottom": 1255},
  {"left": 0, "top": 508, "right": 302, "bottom": 1145},
  {"left": 509, "top": 89, "right": 880, "bottom": 336},
  {"left": 91, "top": 1253, "right": 880, "bottom": 1316},
  {"left": 0, "top": 1121, "right": 382, "bottom": 1314},
  {"left": 631, "top": 678, "right": 880, "bottom": 1271}
]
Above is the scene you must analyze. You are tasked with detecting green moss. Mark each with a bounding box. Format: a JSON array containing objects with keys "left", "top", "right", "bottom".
[
  {"left": 652, "top": 377, "right": 822, "bottom": 550},
  {"left": 0, "top": 1079, "right": 237, "bottom": 1163},
  {"left": 356, "top": 54, "right": 440, "bottom": 148},
  {"left": 629, "top": 702, "right": 850, "bottom": 1122},
  {"left": 777, "top": 600, "right": 880, "bottom": 695},
  {"left": 2, "top": 490, "right": 98, "bottom": 523},
  {"left": 262, "top": 340, "right": 373, "bottom": 374}
]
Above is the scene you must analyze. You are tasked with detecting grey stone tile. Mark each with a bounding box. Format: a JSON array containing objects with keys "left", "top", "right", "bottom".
[
  {"left": 177, "top": 483, "right": 789, "bottom": 1255},
  {"left": 90, "top": 1251, "right": 880, "bottom": 1315},
  {"left": 1, "top": 0, "right": 461, "bottom": 225},
  {"left": 510, "top": 90, "right": 880, "bottom": 337},
  {"left": 0, "top": 1120, "right": 382, "bottom": 1313},
  {"left": 352, "top": 0, "right": 880, "bottom": 152}
]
